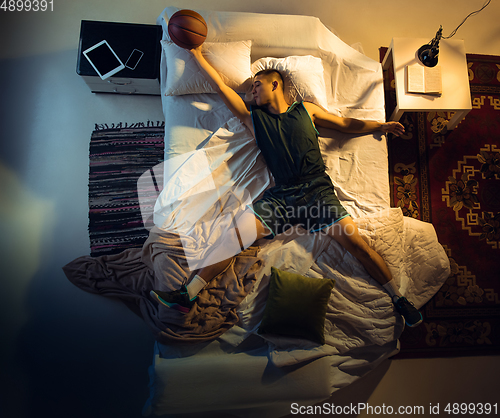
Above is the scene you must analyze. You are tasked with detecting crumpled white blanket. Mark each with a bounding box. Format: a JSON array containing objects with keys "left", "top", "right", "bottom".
[
  {"left": 154, "top": 117, "right": 271, "bottom": 235},
  {"left": 236, "top": 208, "right": 450, "bottom": 367},
  {"left": 153, "top": 117, "right": 451, "bottom": 368}
]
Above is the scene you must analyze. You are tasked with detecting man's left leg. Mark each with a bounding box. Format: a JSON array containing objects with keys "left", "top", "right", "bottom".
[
  {"left": 150, "top": 208, "right": 271, "bottom": 312},
  {"left": 326, "top": 216, "right": 422, "bottom": 327}
]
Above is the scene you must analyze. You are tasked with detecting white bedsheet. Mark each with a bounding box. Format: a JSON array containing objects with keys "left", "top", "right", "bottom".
[
  {"left": 146, "top": 117, "right": 450, "bottom": 417},
  {"left": 153, "top": 118, "right": 450, "bottom": 367}
]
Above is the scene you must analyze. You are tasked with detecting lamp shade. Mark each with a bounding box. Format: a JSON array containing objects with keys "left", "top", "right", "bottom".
[{"left": 418, "top": 44, "right": 439, "bottom": 67}]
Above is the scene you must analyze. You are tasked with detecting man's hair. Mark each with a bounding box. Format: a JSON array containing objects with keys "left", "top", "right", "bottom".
[{"left": 254, "top": 69, "right": 285, "bottom": 92}]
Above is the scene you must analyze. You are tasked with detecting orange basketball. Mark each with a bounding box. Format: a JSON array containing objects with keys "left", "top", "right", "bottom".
[{"left": 168, "top": 9, "right": 207, "bottom": 49}]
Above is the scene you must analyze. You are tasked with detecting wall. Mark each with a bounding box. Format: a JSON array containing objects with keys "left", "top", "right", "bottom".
[
  {"left": 1, "top": 1, "right": 499, "bottom": 417},
  {"left": 1, "top": 0, "right": 499, "bottom": 61}
]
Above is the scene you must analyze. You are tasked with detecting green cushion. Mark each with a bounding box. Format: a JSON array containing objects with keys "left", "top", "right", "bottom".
[{"left": 258, "top": 267, "right": 335, "bottom": 344}]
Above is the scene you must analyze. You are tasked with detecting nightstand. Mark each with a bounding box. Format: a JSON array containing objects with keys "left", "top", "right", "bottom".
[
  {"left": 77, "top": 20, "right": 162, "bottom": 95},
  {"left": 382, "top": 38, "right": 472, "bottom": 129}
]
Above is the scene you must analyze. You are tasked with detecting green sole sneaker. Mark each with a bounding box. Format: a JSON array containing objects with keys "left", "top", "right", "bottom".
[
  {"left": 150, "top": 286, "right": 196, "bottom": 313},
  {"left": 394, "top": 296, "right": 423, "bottom": 327}
]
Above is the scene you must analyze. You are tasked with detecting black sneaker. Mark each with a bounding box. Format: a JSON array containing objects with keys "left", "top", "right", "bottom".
[
  {"left": 150, "top": 285, "right": 196, "bottom": 313},
  {"left": 394, "top": 297, "right": 423, "bottom": 327}
]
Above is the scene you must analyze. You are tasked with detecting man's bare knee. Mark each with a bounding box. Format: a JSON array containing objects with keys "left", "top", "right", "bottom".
[{"left": 232, "top": 210, "right": 266, "bottom": 246}]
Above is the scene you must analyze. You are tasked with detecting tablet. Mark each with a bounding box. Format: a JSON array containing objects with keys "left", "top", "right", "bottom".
[{"left": 83, "top": 40, "right": 125, "bottom": 80}]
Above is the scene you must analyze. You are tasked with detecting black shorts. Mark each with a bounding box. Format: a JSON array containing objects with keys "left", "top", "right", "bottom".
[{"left": 249, "top": 174, "right": 350, "bottom": 238}]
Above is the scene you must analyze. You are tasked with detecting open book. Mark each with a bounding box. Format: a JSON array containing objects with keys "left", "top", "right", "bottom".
[{"left": 406, "top": 64, "right": 442, "bottom": 95}]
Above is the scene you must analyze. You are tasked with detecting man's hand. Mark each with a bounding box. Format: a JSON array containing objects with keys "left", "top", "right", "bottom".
[
  {"left": 381, "top": 121, "right": 405, "bottom": 137},
  {"left": 188, "top": 45, "right": 203, "bottom": 58},
  {"left": 303, "top": 102, "right": 406, "bottom": 136}
]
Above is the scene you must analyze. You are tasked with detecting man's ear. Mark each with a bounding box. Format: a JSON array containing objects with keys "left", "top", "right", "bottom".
[{"left": 272, "top": 81, "right": 278, "bottom": 91}]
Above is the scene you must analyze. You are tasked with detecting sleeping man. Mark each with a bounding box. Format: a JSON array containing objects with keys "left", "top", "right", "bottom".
[{"left": 151, "top": 46, "right": 423, "bottom": 328}]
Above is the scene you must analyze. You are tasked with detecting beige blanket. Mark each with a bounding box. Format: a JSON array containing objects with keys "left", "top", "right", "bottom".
[{"left": 63, "top": 227, "right": 262, "bottom": 344}]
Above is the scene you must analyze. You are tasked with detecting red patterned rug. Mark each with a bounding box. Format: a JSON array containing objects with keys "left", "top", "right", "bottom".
[{"left": 380, "top": 50, "right": 500, "bottom": 357}]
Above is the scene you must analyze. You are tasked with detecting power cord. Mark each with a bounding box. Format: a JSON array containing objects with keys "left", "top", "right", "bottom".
[{"left": 443, "top": 0, "right": 492, "bottom": 39}]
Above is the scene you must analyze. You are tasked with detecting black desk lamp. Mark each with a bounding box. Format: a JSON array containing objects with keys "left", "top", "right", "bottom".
[
  {"left": 417, "top": 0, "right": 491, "bottom": 67},
  {"left": 418, "top": 26, "right": 443, "bottom": 67}
]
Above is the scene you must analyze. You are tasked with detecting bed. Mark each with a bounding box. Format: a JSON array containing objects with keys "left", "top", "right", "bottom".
[
  {"left": 65, "top": 6, "right": 451, "bottom": 418},
  {"left": 143, "top": 6, "right": 451, "bottom": 416}
]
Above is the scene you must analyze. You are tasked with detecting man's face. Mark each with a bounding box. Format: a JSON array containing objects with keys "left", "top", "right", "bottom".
[{"left": 251, "top": 75, "right": 274, "bottom": 106}]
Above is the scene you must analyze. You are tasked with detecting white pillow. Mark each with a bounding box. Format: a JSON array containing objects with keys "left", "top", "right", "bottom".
[
  {"left": 162, "top": 40, "right": 253, "bottom": 96},
  {"left": 251, "top": 56, "right": 329, "bottom": 110}
]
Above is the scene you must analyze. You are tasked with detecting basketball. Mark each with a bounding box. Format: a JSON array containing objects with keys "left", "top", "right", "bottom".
[{"left": 168, "top": 9, "right": 207, "bottom": 49}]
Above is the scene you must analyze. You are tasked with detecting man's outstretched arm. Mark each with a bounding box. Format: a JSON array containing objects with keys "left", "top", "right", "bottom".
[
  {"left": 189, "top": 47, "right": 253, "bottom": 131},
  {"left": 303, "top": 102, "right": 405, "bottom": 136}
]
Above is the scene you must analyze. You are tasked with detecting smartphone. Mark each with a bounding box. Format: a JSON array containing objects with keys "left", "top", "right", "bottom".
[
  {"left": 125, "top": 49, "right": 144, "bottom": 70},
  {"left": 83, "top": 40, "right": 125, "bottom": 80}
]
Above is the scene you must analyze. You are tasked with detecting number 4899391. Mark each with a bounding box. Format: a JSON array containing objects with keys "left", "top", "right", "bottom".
[{"left": 1, "top": 0, "right": 54, "bottom": 11}]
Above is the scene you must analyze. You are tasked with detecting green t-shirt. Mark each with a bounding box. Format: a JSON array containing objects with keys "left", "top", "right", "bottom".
[{"left": 250, "top": 101, "right": 326, "bottom": 185}]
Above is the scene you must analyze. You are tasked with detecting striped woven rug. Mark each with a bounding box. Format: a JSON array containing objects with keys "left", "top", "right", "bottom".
[{"left": 88, "top": 121, "right": 164, "bottom": 257}]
